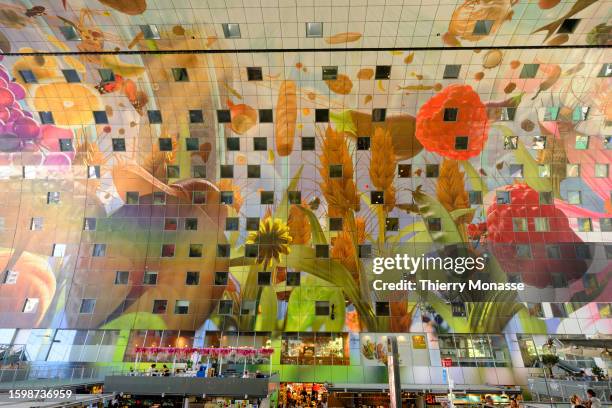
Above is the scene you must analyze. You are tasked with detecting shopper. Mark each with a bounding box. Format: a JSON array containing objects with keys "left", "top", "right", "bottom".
[
  {"left": 196, "top": 365, "right": 206, "bottom": 378},
  {"left": 255, "top": 370, "right": 265, "bottom": 378},
  {"left": 162, "top": 364, "right": 170, "bottom": 376},
  {"left": 148, "top": 363, "right": 158, "bottom": 376},
  {"left": 509, "top": 398, "right": 519, "bottom": 408},
  {"left": 586, "top": 390, "right": 602, "bottom": 408},
  {"left": 242, "top": 370, "right": 250, "bottom": 378},
  {"left": 483, "top": 396, "right": 495, "bottom": 408},
  {"left": 571, "top": 395, "right": 582, "bottom": 408}
]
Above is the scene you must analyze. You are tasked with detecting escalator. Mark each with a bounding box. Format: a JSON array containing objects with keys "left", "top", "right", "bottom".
[{"left": 556, "top": 359, "right": 583, "bottom": 375}]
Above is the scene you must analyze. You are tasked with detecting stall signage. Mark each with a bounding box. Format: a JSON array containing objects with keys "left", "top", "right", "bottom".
[{"left": 442, "top": 358, "right": 453, "bottom": 367}]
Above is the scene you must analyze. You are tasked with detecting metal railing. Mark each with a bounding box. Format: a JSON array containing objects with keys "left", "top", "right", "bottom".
[
  {"left": 0, "top": 364, "right": 124, "bottom": 389},
  {"left": 528, "top": 377, "right": 612, "bottom": 402}
]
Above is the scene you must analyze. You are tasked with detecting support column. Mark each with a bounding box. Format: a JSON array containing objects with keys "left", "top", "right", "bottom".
[{"left": 387, "top": 336, "right": 402, "bottom": 408}]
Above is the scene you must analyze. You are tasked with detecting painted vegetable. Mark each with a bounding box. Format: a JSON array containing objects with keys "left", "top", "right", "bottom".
[
  {"left": 275, "top": 80, "right": 297, "bottom": 156},
  {"left": 227, "top": 99, "right": 257, "bottom": 134},
  {"left": 531, "top": 64, "right": 561, "bottom": 100}
]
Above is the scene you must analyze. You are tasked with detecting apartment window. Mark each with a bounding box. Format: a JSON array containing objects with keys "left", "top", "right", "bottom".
[
  {"left": 92, "top": 243, "right": 106, "bottom": 257},
  {"left": 139, "top": 24, "right": 160, "bottom": 39},
  {"left": 329, "top": 218, "right": 343, "bottom": 231},
  {"left": 281, "top": 191, "right": 299, "bottom": 206},
  {"left": 39, "top": 111, "right": 54, "bottom": 124},
  {"left": 315, "top": 301, "right": 330, "bottom": 316},
  {"left": 534, "top": 217, "right": 550, "bottom": 232},
  {"left": 567, "top": 164, "right": 580, "bottom": 177},
  {"left": 543, "top": 106, "right": 560, "bottom": 122},
  {"left": 247, "top": 67, "right": 263, "bottom": 81},
  {"left": 258, "top": 272, "right": 272, "bottom": 286},
  {"left": 19, "top": 70, "right": 37, "bottom": 83},
  {"left": 167, "top": 164, "right": 180, "bottom": 179},
  {"left": 427, "top": 218, "right": 442, "bottom": 232},
  {"left": 60, "top": 25, "right": 81, "bottom": 40},
  {"left": 152, "top": 300, "right": 168, "bottom": 314},
  {"left": 245, "top": 244, "right": 258, "bottom": 258},
  {"left": 227, "top": 137, "right": 241, "bottom": 151},
  {"left": 469, "top": 191, "right": 482, "bottom": 205},
  {"left": 575, "top": 135, "right": 589, "bottom": 149},
  {"left": 504, "top": 135, "right": 518, "bottom": 150},
  {"left": 359, "top": 244, "right": 372, "bottom": 258},
  {"left": 598, "top": 63, "right": 612, "bottom": 77},
  {"left": 222, "top": 23, "right": 241, "bottom": 38},
  {"left": 98, "top": 68, "right": 115, "bottom": 82},
  {"left": 247, "top": 165, "right": 261, "bottom": 178},
  {"left": 287, "top": 272, "right": 301, "bottom": 286},
  {"left": 62, "top": 69, "right": 80, "bottom": 83},
  {"left": 22, "top": 298, "right": 39, "bottom": 313},
  {"left": 164, "top": 218, "right": 178, "bottom": 231},
  {"left": 578, "top": 218, "right": 593, "bottom": 232},
  {"left": 302, "top": 137, "right": 315, "bottom": 151},
  {"left": 600, "top": 218, "right": 612, "bottom": 232},
  {"left": 357, "top": 137, "right": 371, "bottom": 150},
  {"left": 513, "top": 218, "right": 528, "bottom": 232},
  {"left": 30, "top": 217, "right": 43, "bottom": 231},
  {"left": 47, "top": 191, "right": 60, "bottom": 204},
  {"left": 217, "top": 244, "right": 231, "bottom": 258},
  {"left": 112, "top": 138, "right": 126, "bottom": 152},
  {"left": 93, "top": 111, "right": 108, "bottom": 124},
  {"left": 606, "top": 245, "right": 612, "bottom": 259},
  {"left": 114, "top": 271, "right": 129, "bottom": 285},
  {"left": 254, "top": 137, "right": 267, "bottom": 150},
  {"left": 225, "top": 217, "right": 239, "bottom": 231},
  {"left": 372, "top": 108, "right": 386, "bottom": 122},
  {"left": 558, "top": 18, "right": 580, "bottom": 34},
  {"left": 218, "top": 110, "right": 232, "bottom": 123},
  {"left": 550, "top": 303, "right": 568, "bottom": 317},
  {"left": 186, "top": 271, "right": 200, "bottom": 286},
  {"left": 147, "top": 110, "right": 162, "bottom": 124},
  {"left": 473, "top": 19, "right": 494, "bottom": 35},
  {"left": 174, "top": 300, "right": 190, "bottom": 315},
  {"left": 386, "top": 217, "right": 400, "bottom": 232},
  {"left": 143, "top": 271, "right": 158, "bottom": 285},
  {"left": 452, "top": 302, "right": 467, "bottom": 317},
  {"left": 538, "top": 164, "right": 550, "bottom": 178},
  {"left": 158, "top": 138, "right": 172, "bottom": 151},
  {"left": 532, "top": 136, "right": 546, "bottom": 149},
  {"left": 261, "top": 191, "right": 274, "bottom": 204},
  {"left": 496, "top": 191, "right": 511, "bottom": 204},
  {"left": 2, "top": 270, "right": 18, "bottom": 285},
  {"left": 79, "top": 299, "right": 96, "bottom": 314},
  {"left": 246, "top": 218, "right": 260, "bottom": 231},
  {"left": 220, "top": 191, "right": 234, "bottom": 205},
  {"left": 161, "top": 244, "right": 175, "bottom": 257},
  {"left": 568, "top": 191, "right": 582, "bottom": 205},
  {"left": 516, "top": 244, "right": 532, "bottom": 259},
  {"left": 57, "top": 138, "right": 73, "bottom": 152},
  {"left": 322, "top": 66, "right": 338, "bottom": 80},
  {"left": 315, "top": 244, "right": 329, "bottom": 258},
  {"left": 573, "top": 106, "right": 589, "bottom": 122},
  {"left": 220, "top": 165, "right": 234, "bottom": 178},
  {"left": 443, "top": 65, "right": 461, "bottom": 79},
  {"left": 172, "top": 68, "right": 189, "bottom": 82},
  {"left": 87, "top": 165, "right": 100, "bottom": 179},
  {"left": 426, "top": 164, "right": 439, "bottom": 177},
  {"left": 398, "top": 164, "right": 411, "bottom": 178},
  {"left": 455, "top": 136, "right": 468, "bottom": 150},
  {"left": 520, "top": 64, "right": 539, "bottom": 78},
  {"left": 371, "top": 191, "right": 384, "bottom": 205},
  {"left": 444, "top": 108, "right": 458, "bottom": 122},
  {"left": 375, "top": 65, "right": 391, "bottom": 80},
  {"left": 509, "top": 164, "right": 523, "bottom": 178},
  {"left": 83, "top": 218, "right": 97, "bottom": 231},
  {"left": 315, "top": 109, "right": 329, "bottom": 122},
  {"left": 214, "top": 271, "right": 229, "bottom": 286},
  {"left": 186, "top": 138, "right": 200, "bottom": 151},
  {"left": 185, "top": 218, "right": 198, "bottom": 230},
  {"left": 218, "top": 300, "right": 233, "bottom": 315},
  {"left": 576, "top": 244, "right": 591, "bottom": 259},
  {"left": 259, "top": 109, "right": 273, "bottom": 123},
  {"left": 153, "top": 192, "right": 166, "bottom": 205},
  {"left": 52, "top": 244, "right": 66, "bottom": 257},
  {"left": 126, "top": 191, "right": 139, "bottom": 204},
  {"left": 306, "top": 22, "right": 323, "bottom": 37},
  {"left": 375, "top": 302, "right": 390, "bottom": 316},
  {"left": 500, "top": 107, "right": 516, "bottom": 121},
  {"left": 539, "top": 191, "right": 553, "bottom": 205},
  {"left": 329, "top": 165, "right": 343, "bottom": 178},
  {"left": 192, "top": 165, "right": 206, "bottom": 178}
]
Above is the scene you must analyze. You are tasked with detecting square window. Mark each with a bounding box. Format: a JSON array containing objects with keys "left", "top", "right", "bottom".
[
  {"left": 375, "top": 65, "right": 391, "bottom": 80},
  {"left": 39, "top": 111, "right": 54, "bottom": 124},
  {"left": 578, "top": 218, "right": 593, "bottom": 232},
  {"left": 532, "top": 136, "right": 546, "bottom": 149},
  {"left": 185, "top": 218, "right": 198, "bottom": 230},
  {"left": 443, "top": 65, "right": 461, "bottom": 79},
  {"left": 152, "top": 300, "right": 167, "bottom": 314},
  {"left": 143, "top": 271, "right": 158, "bottom": 285},
  {"left": 220, "top": 191, "right": 234, "bottom": 204},
  {"left": 315, "top": 244, "right": 329, "bottom": 258},
  {"left": 147, "top": 110, "right": 162, "bottom": 124},
  {"left": 258, "top": 272, "right": 271, "bottom": 286},
  {"left": 468, "top": 191, "right": 482, "bottom": 205},
  {"left": 568, "top": 191, "right": 582, "bottom": 204},
  {"left": 315, "top": 301, "right": 330, "bottom": 316},
  {"left": 153, "top": 192, "right": 166, "bottom": 205},
  {"left": 30, "top": 217, "right": 43, "bottom": 231},
  {"left": 245, "top": 244, "right": 258, "bottom": 258},
  {"left": 186, "top": 271, "right": 200, "bottom": 285},
  {"left": 600, "top": 218, "right": 612, "bottom": 232},
  {"left": 114, "top": 271, "right": 129, "bottom": 285},
  {"left": 62, "top": 69, "right": 80, "bottom": 83},
  {"left": 509, "top": 164, "right": 524, "bottom": 177},
  {"left": 329, "top": 164, "right": 343, "bottom": 178},
  {"left": 187, "top": 110, "right": 204, "bottom": 123},
  {"left": 112, "top": 138, "right": 126, "bottom": 152},
  {"left": 161, "top": 244, "right": 175, "bottom": 257},
  {"left": 166, "top": 165, "right": 180, "bottom": 178},
  {"left": 329, "top": 218, "right": 343, "bottom": 231},
  {"left": 88, "top": 165, "right": 100, "bottom": 179},
  {"left": 302, "top": 137, "right": 315, "bottom": 150},
  {"left": 226, "top": 217, "right": 239, "bottom": 231},
  {"left": 218, "top": 300, "right": 233, "bottom": 315},
  {"left": 246, "top": 218, "right": 260, "bottom": 231},
  {"left": 598, "top": 63, "right": 612, "bottom": 78},
  {"left": 519, "top": 64, "right": 539, "bottom": 79},
  {"left": 538, "top": 164, "right": 550, "bottom": 177},
  {"left": 375, "top": 302, "right": 390, "bottom": 316},
  {"left": 315, "top": 109, "right": 329, "bottom": 122},
  {"left": 125, "top": 191, "right": 139, "bottom": 204},
  {"left": 427, "top": 218, "right": 441, "bottom": 232},
  {"left": 558, "top": 18, "right": 580, "bottom": 34},
  {"left": 426, "top": 164, "right": 439, "bottom": 178},
  {"left": 504, "top": 135, "right": 518, "bottom": 150},
  {"left": 247, "top": 67, "right": 263, "bottom": 81},
  {"left": 164, "top": 218, "right": 178, "bottom": 231},
  {"left": 19, "top": 70, "right": 37, "bottom": 83},
  {"left": 398, "top": 164, "right": 411, "bottom": 178},
  {"left": 357, "top": 137, "right": 371, "bottom": 150},
  {"left": 215, "top": 272, "right": 229, "bottom": 285},
  {"left": 23, "top": 298, "right": 39, "bottom": 313},
  {"left": 192, "top": 165, "right": 206, "bottom": 178},
  {"left": 93, "top": 111, "right": 108, "bottom": 124},
  {"left": 567, "top": 164, "right": 580, "bottom": 177},
  {"left": 500, "top": 107, "right": 516, "bottom": 121},
  {"left": 371, "top": 191, "right": 384, "bottom": 205},
  {"left": 306, "top": 22, "right": 323, "bottom": 37},
  {"left": 60, "top": 25, "right": 81, "bottom": 40},
  {"left": 92, "top": 243, "right": 106, "bottom": 257},
  {"left": 218, "top": 110, "right": 232, "bottom": 123},
  {"left": 140, "top": 24, "right": 160, "bottom": 39},
  {"left": 261, "top": 191, "right": 274, "bottom": 204},
  {"left": 473, "top": 19, "right": 494, "bottom": 35},
  {"left": 287, "top": 271, "right": 301, "bottom": 286},
  {"left": 186, "top": 137, "right": 200, "bottom": 151},
  {"left": 158, "top": 138, "right": 172, "bottom": 151},
  {"left": 454, "top": 136, "right": 468, "bottom": 150},
  {"left": 606, "top": 245, "right": 612, "bottom": 259},
  {"left": 573, "top": 106, "right": 589, "bottom": 122},
  {"left": 220, "top": 165, "right": 234, "bottom": 178},
  {"left": 513, "top": 218, "right": 528, "bottom": 232},
  {"left": 47, "top": 191, "right": 60, "bottom": 204},
  {"left": 192, "top": 191, "right": 206, "bottom": 204},
  {"left": 539, "top": 191, "right": 553, "bottom": 204},
  {"left": 98, "top": 68, "right": 115, "bottom": 82},
  {"left": 222, "top": 23, "right": 241, "bottom": 38},
  {"left": 372, "top": 108, "right": 386, "bottom": 122},
  {"left": 452, "top": 302, "right": 466, "bottom": 317},
  {"left": 174, "top": 300, "right": 190, "bottom": 315},
  {"left": 254, "top": 137, "right": 267, "bottom": 150},
  {"left": 288, "top": 191, "right": 301, "bottom": 204},
  {"left": 247, "top": 165, "right": 261, "bottom": 178},
  {"left": 79, "top": 299, "right": 96, "bottom": 314},
  {"left": 259, "top": 109, "right": 273, "bottom": 123},
  {"left": 496, "top": 191, "right": 511, "bottom": 204},
  {"left": 516, "top": 244, "right": 532, "bottom": 259},
  {"left": 576, "top": 244, "right": 591, "bottom": 259},
  {"left": 358, "top": 244, "right": 371, "bottom": 258},
  {"left": 172, "top": 68, "right": 189, "bottom": 82},
  {"left": 552, "top": 274, "right": 568, "bottom": 290},
  {"left": 322, "top": 66, "right": 338, "bottom": 80},
  {"left": 575, "top": 135, "right": 589, "bottom": 149},
  {"left": 59, "top": 138, "right": 73, "bottom": 152},
  {"left": 544, "top": 106, "right": 560, "bottom": 121},
  {"left": 227, "top": 137, "right": 240, "bottom": 151},
  {"left": 534, "top": 217, "right": 549, "bottom": 232},
  {"left": 83, "top": 217, "right": 97, "bottom": 231},
  {"left": 386, "top": 217, "right": 399, "bottom": 231},
  {"left": 444, "top": 108, "right": 458, "bottom": 121}
]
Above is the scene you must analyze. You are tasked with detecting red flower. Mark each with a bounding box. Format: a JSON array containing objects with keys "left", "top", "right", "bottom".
[
  {"left": 415, "top": 84, "right": 489, "bottom": 160},
  {"left": 486, "top": 183, "right": 588, "bottom": 288}
]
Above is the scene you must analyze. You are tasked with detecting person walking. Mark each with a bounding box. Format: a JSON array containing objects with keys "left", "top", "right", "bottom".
[
  {"left": 570, "top": 395, "right": 582, "bottom": 408},
  {"left": 586, "top": 389, "right": 602, "bottom": 408}
]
